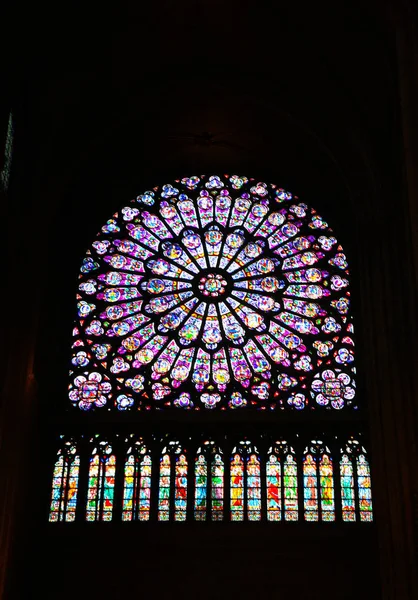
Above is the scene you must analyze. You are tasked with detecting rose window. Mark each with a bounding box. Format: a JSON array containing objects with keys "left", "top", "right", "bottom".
[{"left": 70, "top": 174, "right": 355, "bottom": 411}]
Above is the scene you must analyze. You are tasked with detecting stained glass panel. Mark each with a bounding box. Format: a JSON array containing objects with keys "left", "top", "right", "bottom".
[
  {"left": 303, "top": 454, "right": 318, "bottom": 521},
  {"left": 357, "top": 455, "right": 373, "bottom": 522},
  {"left": 49, "top": 444, "right": 80, "bottom": 522},
  {"left": 230, "top": 454, "right": 244, "bottom": 521},
  {"left": 319, "top": 454, "right": 335, "bottom": 521},
  {"left": 340, "top": 454, "right": 356, "bottom": 522},
  {"left": 266, "top": 455, "right": 281, "bottom": 521},
  {"left": 158, "top": 454, "right": 171, "bottom": 521},
  {"left": 122, "top": 450, "right": 152, "bottom": 521},
  {"left": 247, "top": 453, "right": 261, "bottom": 521},
  {"left": 194, "top": 455, "right": 207, "bottom": 521},
  {"left": 284, "top": 455, "right": 299, "bottom": 521},
  {"left": 122, "top": 454, "right": 135, "bottom": 521},
  {"left": 211, "top": 454, "right": 224, "bottom": 521},
  {"left": 70, "top": 175, "right": 355, "bottom": 412},
  {"left": 175, "top": 454, "right": 188, "bottom": 521},
  {"left": 86, "top": 444, "right": 115, "bottom": 522}
]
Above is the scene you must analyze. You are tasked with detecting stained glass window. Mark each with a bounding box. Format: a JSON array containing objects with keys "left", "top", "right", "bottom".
[
  {"left": 86, "top": 440, "right": 116, "bottom": 521},
  {"left": 49, "top": 439, "right": 80, "bottom": 522},
  {"left": 341, "top": 440, "right": 373, "bottom": 522},
  {"left": 158, "top": 441, "right": 186, "bottom": 521},
  {"left": 174, "top": 453, "right": 188, "bottom": 521},
  {"left": 319, "top": 454, "right": 335, "bottom": 521},
  {"left": 158, "top": 454, "right": 171, "bottom": 521},
  {"left": 211, "top": 453, "right": 224, "bottom": 521},
  {"left": 49, "top": 434, "right": 373, "bottom": 523},
  {"left": 284, "top": 454, "right": 299, "bottom": 521},
  {"left": 303, "top": 441, "right": 335, "bottom": 522},
  {"left": 247, "top": 453, "right": 261, "bottom": 521},
  {"left": 357, "top": 454, "right": 373, "bottom": 522},
  {"left": 303, "top": 453, "right": 318, "bottom": 521},
  {"left": 230, "top": 441, "right": 260, "bottom": 521},
  {"left": 340, "top": 453, "right": 356, "bottom": 522},
  {"left": 267, "top": 441, "right": 299, "bottom": 522},
  {"left": 194, "top": 454, "right": 207, "bottom": 521},
  {"left": 122, "top": 438, "right": 152, "bottom": 521},
  {"left": 194, "top": 442, "right": 224, "bottom": 521},
  {"left": 230, "top": 452, "right": 244, "bottom": 521},
  {"left": 266, "top": 454, "right": 281, "bottom": 521},
  {"left": 70, "top": 174, "right": 355, "bottom": 412}
]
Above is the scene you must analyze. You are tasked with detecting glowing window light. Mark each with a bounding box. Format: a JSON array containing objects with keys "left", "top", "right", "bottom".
[
  {"left": 122, "top": 442, "right": 152, "bottom": 521},
  {"left": 357, "top": 454, "right": 373, "bottom": 522},
  {"left": 86, "top": 442, "right": 115, "bottom": 522},
  {"left": 158, "top": 454, "right": 171, "bottom": 521},
  {"left": 49, "top": 442, "right": 79, "bottom": 522},
  {"left": 340, "top": 454, "right": 356, "bottom": 522},
  {"left": 230, "top": 453, "right": 244, "bottom": 521},
  {"left": 174, "top": 454, "right": 188, "bottom": 521},
  {"left": 211, "top": 453, "right": 224, "bottom": 521},
  {"left": 266, "top": 454, "right": 281, "bottom": 521},
  {"left": 70, "top": 175, "right": 356, "bottom": 414},
  {"left": 194, "top": 454, "right": 207, "bottom": 521},
  {"left": 319, "top": 454, "right": 335, "bottom": 521},
  {"left": 303, "top": 453, "right": 318, "bottom": 521},
  {"left": 247, "top": 453, "right": 261, "bottom": 521},
  {"left": 284, "top": 455, "right": 299, "bottom": 521}
]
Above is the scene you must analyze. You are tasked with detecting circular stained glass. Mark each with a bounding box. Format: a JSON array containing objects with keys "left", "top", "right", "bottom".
[{"left": 70, "top": 174, "right": 355, "bottom": 411}]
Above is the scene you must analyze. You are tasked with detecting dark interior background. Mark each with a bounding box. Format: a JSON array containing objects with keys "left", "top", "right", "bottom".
[{"left": 2, "top": 2, "right": 418, "bottom": 599}]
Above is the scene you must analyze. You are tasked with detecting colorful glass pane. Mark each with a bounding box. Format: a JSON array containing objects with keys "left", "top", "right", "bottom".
[
  {"left": 247, "top": 453, "right": 261, "bottom": 521},
  {"left": 340, "top": 454, "right": 356, "bottom": 522},
  {"left": 122, "top": 454, "right": 135, "bottom": 521},
  {"left": 284, "top": 455, "right": 298, "bottom": 521},
  {"left": 357, "top": 455, "right": 373, "bottom": 522},
  {"left": 175, "top": 454, "right": 188, "bottom": 521},
  {"left": 158, "top": 454, "right": 171, "bottom": 521},
  {"left": 71, "top": 175, "right": 355, "bottom": 412},
  {"left": 122, "top": 453, "right": 152, "bottom": 521},
  {"left": 139, "top": 455, "right": 152, "bottom": 521},
  {"left": 211, "top": 454, "right": 224, "bottom": 521},
  {"left": 303, "top": 454, "right": 318, "bottom": 521},
  {"left": 194, "top": 455, "right": 207, "bottom": 521},
  {"left": 319, "top": 454, "right": 335, "bottom": 521},
  {"left": 86, "top": 450, "right": 115, "bottom": 522},
  {"left": 230, "top": 454, "right": 244, "bottom": 521},
  {"left": 266, "top": 455, "right": 281, "bottom": 521},
  {"left": 49, "top": 447, "right": 80, "bottom": 522}
]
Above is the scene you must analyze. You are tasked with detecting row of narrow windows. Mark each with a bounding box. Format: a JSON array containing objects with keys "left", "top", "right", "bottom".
[{"left": 49, "top": 436, "right": 373, "bottom": 524}]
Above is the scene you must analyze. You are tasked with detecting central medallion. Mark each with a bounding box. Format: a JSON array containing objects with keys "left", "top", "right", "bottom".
[{"left": 198, "top": 273, "right": 227, "bottom": 297}]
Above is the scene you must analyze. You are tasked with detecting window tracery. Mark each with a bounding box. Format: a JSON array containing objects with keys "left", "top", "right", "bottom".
[
  {"left": 70, "top": 175, "right": 355, "bottom": 412},
  {"left": 49, "top": 435, "right": 373, "bottom": 523},
  {"left": 49, "top": 438, "right": 79, "bottom": 522},
  {"left": 86, "top": 440, "right": 116, "bottom": 522},
  {"left": 122, "top": 437, "right": 152, "bottom": 521}
]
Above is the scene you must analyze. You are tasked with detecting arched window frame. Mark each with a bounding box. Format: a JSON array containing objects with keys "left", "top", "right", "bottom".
[
  {"left": 49, "top": 438, "right": 80, "bottom": 522},
  {"left": 86, "top": 439, "right": 116, "bottom": 522},
  {"left": 230, "top": 441, "right": 261, "bottom": 522},
  {"left": 122, "top": 437, "right": 152, "bottom": 521},
  {"left": 194, "top": 441, "right": 225, "bottom": 521},
  {"left": 158, "top": 440, "right": 188, "bottom": 522},
  {"left": 303, "top": 440, "right": 335, "bottom": 522},
  {"left": 266, "top": 440, "right": 299, "bottom": 522},
  {"left": 340, "top": 439, "right": 373, "bottom": 522}
]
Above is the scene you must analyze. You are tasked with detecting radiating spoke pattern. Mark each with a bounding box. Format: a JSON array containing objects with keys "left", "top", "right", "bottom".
[{"left": 70, "top": 174, "right": 355, "bottom": 411}]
